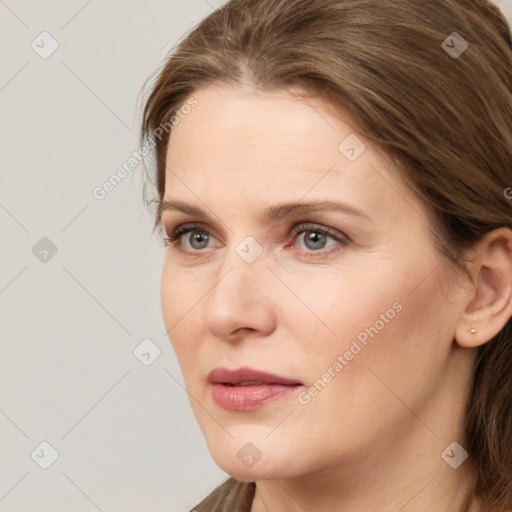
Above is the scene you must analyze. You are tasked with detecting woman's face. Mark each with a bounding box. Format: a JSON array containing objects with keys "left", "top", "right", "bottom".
[{"left": 160, "top": 84, "right": 473, "bottom": 482}]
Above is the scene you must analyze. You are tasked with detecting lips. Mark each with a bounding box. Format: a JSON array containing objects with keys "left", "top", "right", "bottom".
[
  {"left": 207, "top": 366, "right": 303, "bottom": 411},
  {"left": 207, "top": 366, "right": 303, "bottom": 386}
]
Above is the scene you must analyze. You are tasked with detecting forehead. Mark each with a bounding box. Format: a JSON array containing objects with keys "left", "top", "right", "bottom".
[
  {"left": 167, "top": 85, "right": 354, "bottom": 165},
  {"left": 167, "top": 85, "right": 362, "bottom": 182},
  {"left": 163, "top": 84, "right": 426, "bottom": 223}
]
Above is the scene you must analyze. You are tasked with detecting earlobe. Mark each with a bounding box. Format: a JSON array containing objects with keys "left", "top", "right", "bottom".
[{"left": 455, "top": 228, "right": 512, "bottom": 349}]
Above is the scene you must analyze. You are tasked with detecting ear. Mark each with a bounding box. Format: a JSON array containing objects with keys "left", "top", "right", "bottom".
[{"left": 455, "top": 227, "right": 512, "bottom": 348}]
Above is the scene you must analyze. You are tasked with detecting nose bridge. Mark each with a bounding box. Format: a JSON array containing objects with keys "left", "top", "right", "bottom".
[
  {"left": 210, "top": 235, "right": 267, "bottom": 302},
  {"left": 202, "top": 235, "right": 274, "bottom": 337}
]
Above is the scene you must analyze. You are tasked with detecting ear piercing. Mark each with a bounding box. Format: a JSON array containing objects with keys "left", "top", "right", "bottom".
[{"left": 469, "top": 328, "right": 477, "bottom": 334}]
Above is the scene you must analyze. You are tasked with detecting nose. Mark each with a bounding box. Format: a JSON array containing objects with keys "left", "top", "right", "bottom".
[{"left": 202, "top": 243, "right": 277, "bottom": 342}]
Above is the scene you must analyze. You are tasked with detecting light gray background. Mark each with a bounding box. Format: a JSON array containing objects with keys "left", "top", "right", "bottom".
[{"left": 1, "top": 1, "right": 511, "bottom": 511}]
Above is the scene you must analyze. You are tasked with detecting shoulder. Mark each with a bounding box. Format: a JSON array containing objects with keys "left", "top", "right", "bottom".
[{"left": 191, "top": 477, "right": 256, "bottom": 512}]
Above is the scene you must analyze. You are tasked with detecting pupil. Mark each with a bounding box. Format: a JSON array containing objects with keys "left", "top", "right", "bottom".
[
  {"left": 191, "top": 231, "right": 209, "bottom": 249},
  {"left": 305, "top": 231, "right": 326, "bottom": 250}
]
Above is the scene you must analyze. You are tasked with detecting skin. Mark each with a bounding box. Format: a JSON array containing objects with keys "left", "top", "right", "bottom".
[{"left": 159, "top": 83, "right": 512, "bottom": 511}]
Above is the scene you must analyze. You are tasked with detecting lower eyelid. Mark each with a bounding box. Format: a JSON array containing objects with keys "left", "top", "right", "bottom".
[{"left": 167, "top": 231, "right": 347, "bottom": 259}]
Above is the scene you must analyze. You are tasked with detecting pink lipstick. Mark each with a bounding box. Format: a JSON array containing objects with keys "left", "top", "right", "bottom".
[{"left": 207, "top": 366, "right": 303, "bottom": 411}]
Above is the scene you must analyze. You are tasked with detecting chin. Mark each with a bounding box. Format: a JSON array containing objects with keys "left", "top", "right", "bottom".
[
  {"left": 218, "top": 461, "right": 283, "bottom": 482},
  {"left": 210, "top": 445, "right": 301, "bottom": 482}
]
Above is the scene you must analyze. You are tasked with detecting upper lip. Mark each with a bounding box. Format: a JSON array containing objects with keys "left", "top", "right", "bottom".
[{"left": 207, "top": 366, "right": 303, "bottom": 386}]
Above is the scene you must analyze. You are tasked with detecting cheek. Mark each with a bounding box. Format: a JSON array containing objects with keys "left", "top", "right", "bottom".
[
  {"left": 160, "top": 263, "right": 204, "bottom": 364},
  {"left": 313, "top": 274, "right": 452, "bottom": 420},
  {"left": 281, "top": 265, "right": 404, "bottom": 359},
  {"left": 290, "top": 257, "right": 452, "bottom": 401}
]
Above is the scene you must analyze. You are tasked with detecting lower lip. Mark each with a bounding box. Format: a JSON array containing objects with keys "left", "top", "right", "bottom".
[{"left": 210, "top": 383, "right": 301, "bottom": 411}]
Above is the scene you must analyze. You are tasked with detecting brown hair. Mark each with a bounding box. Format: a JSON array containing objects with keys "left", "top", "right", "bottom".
[{"left": 140, "top": 1, "right": 512, "bottom": 510}]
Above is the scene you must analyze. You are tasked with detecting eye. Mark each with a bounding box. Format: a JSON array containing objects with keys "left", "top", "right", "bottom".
[
  {"left": 163, "top": 223, "right": 214, "bottom": 251},
  {"left": 290, "top": 223, "right": 348, "bottom": 256},
  {"left": 163, "top": 221, "right": 349, "bottom": 258}
]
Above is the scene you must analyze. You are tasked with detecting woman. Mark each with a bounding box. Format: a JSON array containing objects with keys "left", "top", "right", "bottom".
[{"left": 140, "top": 0, "right": 512, "bottom": 510}]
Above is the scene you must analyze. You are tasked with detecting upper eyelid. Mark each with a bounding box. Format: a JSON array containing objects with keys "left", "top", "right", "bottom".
[
  {"left": 165, "top": 221, "right": 347, "bottom": 244},
  {"left": 163, "top": 223, "right": 349, "bottom": 263}
]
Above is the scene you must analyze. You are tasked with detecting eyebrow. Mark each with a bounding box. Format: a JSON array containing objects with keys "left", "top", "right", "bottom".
[{"left": 159, "top": 199, "right": 372, "bottom": 224}]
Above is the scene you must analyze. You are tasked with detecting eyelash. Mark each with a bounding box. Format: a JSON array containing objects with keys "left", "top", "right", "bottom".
[{"left": 163, "top": 222, "right": 349, "bottom": 259}]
